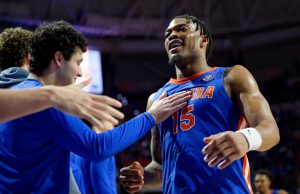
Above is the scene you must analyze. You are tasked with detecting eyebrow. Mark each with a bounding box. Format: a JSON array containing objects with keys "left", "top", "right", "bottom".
[{"left": 165, "top": 23, "right": 189, "bottom": 34}]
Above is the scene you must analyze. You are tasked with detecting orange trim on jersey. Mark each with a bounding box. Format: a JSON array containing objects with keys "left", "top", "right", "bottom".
[
  {"left": 242, "top": 156, "right": 253, "bottom": 194},
  {"left": 236, "top": 115, "right": 245, "bottom": 131},
  {"left": 237, "top": 115, "right": 253, "bottom": 194},
  {"left": 169, "top": 67, "right": 218, "bottom": 84}
]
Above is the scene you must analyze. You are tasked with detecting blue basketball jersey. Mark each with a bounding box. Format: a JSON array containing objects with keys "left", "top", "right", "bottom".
[
  {"left": 153, "top": 67, "right": 252, "bottom": 194},
  {"left": 271, "top": 189, "right": 280, "bottom": 194}
]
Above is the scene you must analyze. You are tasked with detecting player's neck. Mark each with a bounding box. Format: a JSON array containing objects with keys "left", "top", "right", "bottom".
[
  {"left": 28, "top": 72, "right": 60, "bottom": 86},
  {"left": 175, "top": 62, "right": 210, "bottom": 79}
]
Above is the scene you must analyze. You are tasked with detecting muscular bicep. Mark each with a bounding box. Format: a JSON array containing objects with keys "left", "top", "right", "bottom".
[
  {"left": 228, "top": 65, "right": 279, "bottom": 151},
  {"left": 147, "top": 93, "right": 162, "bottom": 164}
]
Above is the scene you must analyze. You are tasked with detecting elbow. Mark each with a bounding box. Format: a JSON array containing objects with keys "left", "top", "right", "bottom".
[{"left": 274, "top": 127, "right": 280, "bottom": 146}]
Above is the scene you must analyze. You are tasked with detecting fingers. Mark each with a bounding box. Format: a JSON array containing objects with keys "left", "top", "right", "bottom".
[
  {"left": 203, "top": 135, "right": 232, "bottom": 168},
  {"left": 166, "top": 90, "right": 191, "bottom": 102},
  {"left": 123, "top": 185, "right": 143, "bottom": 193},
  {"left": 119, "top": 174, "right": 143, "bottom": 184},
  {"left": 168, "top": 102, "right": 188, "bottom": 113},
  {"left": 81, "top": 112, "right": 104, "bottom": 129},
  {"left": 119, "top": 162, "right": 144, "bottom": 193},
  {"left": 91, "top": 102, "right": 124, "bottom": 121},
  {"left": 91, "top": 95, "right": 124, "bottom": 121},
  {"left": 119, "top": 170, "right": 144, "bottom": 193},
  {"left": 202, "top": 134, "right": 223, "bottom": 154},
  {"left": 217, "top": 154, "right": 239, "bottom": 169},
  {"left": 88, "top": 107, "right": 120, "bottom": 125},
  {"left": 94, "top": 95, "right": 123, "bottom": 109},
  {"left": 158, "top": 91, "right": 167, "bottom": 100},
  {"left": 132, "top": 161, "right": 144, "bottom": 171},
  {"left": 168, "top": 92, "right": 192, "bottom": 107},
  {"left": 207, "top": 147, "right": 232, "bottom": 168},
  {"left": 159, "top": 90, "right": 192, "bottom": 113},
  {"left": 120, "top": 168, "right": 143, "bottom": 176},
  {"left": 203, "top": 140, "right": 229, "bottom": 162},
  {"left": 203, "top": 134, "right": 218, "bottom": 143},
  {"left": 147, "top": 90, "right": 192, "bottom": 124},
  {"left": 75, "top": 76, "right": 91, "bottom": 88},
  {"left": 202, "top": 132, "right": 248, "bottom": 169}
]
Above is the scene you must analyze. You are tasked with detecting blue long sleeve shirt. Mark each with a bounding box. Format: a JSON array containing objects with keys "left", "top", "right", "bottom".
[
  {"left": 0, "top": 79, "right": 155, "bottom": 194},
  {"left": 70, "top": 153, "right": 117, "bottom": 194}
]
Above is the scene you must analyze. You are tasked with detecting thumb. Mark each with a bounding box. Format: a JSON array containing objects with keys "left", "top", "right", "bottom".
[
  {"left": 159, "top": 91, "right": 168, "bottom": 100},
  {"left": 75, "top": 76, "right": 91, "bottom": 88},
  {"left": 131, "top": 161, "right": 144, "bottom": 175}
]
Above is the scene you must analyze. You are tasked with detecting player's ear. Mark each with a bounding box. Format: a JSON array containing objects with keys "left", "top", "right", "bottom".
[
  {"left": 200, "top": 35, "right": 209, "bottom": 49},
  {"left": 54, "top": 51, "right": 64, "bottom": 67}
]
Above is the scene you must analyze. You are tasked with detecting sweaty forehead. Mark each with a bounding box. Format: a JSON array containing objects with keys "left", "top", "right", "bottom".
[{"left": 165, "top": 18, "right": 196, "bottom": 31}]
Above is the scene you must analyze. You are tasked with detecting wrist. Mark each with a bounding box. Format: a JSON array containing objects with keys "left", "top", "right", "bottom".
[
  {"left": 147, "top": 111, "right": 158, "bottom": 124},
  {"left": 41, "top": 86, "right": 58, "bottom": 108},
  {"left": 236, "top": 127, "right": 262, "bottom": 151}
]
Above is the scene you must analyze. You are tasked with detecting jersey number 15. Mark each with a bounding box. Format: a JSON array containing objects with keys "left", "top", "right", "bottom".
[{"left": 172, "top": 104, "right": 195, "bottom": 134}]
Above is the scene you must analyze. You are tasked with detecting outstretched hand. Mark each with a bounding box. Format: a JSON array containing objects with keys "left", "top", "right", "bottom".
[
  {"left": 148, "top": 91, "right": 192, "bottom": 124},
  {"left": 51, "top": 77, "right": 124, "bottom": 129},
  {"left": 202, "top": 131, "right": 248, "bottom": 169}
]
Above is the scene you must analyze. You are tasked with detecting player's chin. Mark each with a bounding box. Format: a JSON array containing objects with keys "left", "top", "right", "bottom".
[{"left": 168, "top": 53, "right": 183, "bottom": 66}]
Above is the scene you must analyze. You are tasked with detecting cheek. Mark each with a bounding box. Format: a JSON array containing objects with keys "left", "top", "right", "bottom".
[
  {"left": 187, "top": 35, "right": 200, "bottom": 48},
  {"left": 164, "top": 41, "right": 168, "bottom": 51},
  {"left": 72, "top": 64, "right": 80, "bottom": 73}
]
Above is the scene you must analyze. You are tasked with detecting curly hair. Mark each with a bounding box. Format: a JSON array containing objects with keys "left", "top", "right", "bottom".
[
  {"left": 0, "top": 27, "right": 32, "bottom": 70},
  {"left": 30, "top": 21, "right": 87, "bottom": 76},
  {"left": 172, "top": 14, "right": 213, "bottom": 61}
]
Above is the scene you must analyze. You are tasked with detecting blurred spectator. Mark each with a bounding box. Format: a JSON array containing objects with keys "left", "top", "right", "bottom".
[{"left": 254, "top": 169, "right": 288, "bottom": 194}]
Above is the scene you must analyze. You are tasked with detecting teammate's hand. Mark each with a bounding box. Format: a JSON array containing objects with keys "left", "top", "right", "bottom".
[
  {"left": 202, "top": 131, "right": 248, "bottom": 169},
  {"left": 51, "top": 77, "right": 124, "bottom": 129},
  {"left": 148, "top": 91, "right": 192, "bottom": 124},
  {"left": 119, "top": 161, "right": 144, "bottom": 193}
]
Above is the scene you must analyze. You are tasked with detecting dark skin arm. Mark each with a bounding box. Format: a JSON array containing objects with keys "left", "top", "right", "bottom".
[{"left": 202, "top": 65, "right": 280, "bottom": 169}]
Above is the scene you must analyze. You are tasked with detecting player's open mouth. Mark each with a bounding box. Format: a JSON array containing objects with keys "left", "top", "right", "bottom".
[{"left": 168, "top": 39, "right": 183, "bottom": 52}]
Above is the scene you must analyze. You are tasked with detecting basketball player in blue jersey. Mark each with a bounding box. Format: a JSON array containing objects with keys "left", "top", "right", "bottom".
[
  {"left": 0, "top": 21, "right": 192, "bottom": 193},
  {"left": 119, "top": 14, "right": 280, "bottom": 194},
  {"left": 254, "top": 170, "right": 288, "bottom": 194}
]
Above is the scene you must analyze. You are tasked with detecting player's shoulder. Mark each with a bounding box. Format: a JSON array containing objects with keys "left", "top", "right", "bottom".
[
  {"left": 146, "top": 92, "right": 157, "bottom": 110},
  {"left": 148, "top": 92, "right": 158, "bottom": 102},
  {"left": 224, "top": 65, "right": 255, "bottom": 84},
  {"left": 224, "top": 65, "right": 250, "bottom": 78},
  {"left": 223, "top": 64, "right": 259, "bottom": 95}
]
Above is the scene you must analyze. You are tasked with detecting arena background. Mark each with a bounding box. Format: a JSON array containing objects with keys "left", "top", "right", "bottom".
[{"left": 0, "top": 0, "right": 299, "bottom": 193}]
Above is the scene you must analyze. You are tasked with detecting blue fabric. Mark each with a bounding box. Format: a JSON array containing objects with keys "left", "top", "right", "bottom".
[
  {"left": 0, "top": 79, "right": 155, "bottom": 194},
  {"left": 271, "top": 189, "right": 280, "bottom": 194},
  {"left": 71, "top": 154, "right": 117, "bottom": 194},
  {"left": 153, "top": 67, "right": 251, "bottom": 194},
  {"left": 0, "top": 67, "right": 29, "bottom": 88}
]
